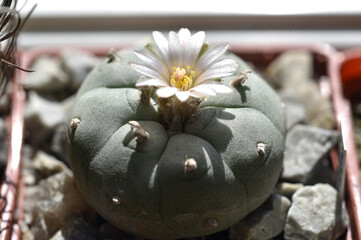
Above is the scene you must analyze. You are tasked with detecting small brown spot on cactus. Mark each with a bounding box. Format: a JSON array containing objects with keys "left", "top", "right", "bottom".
[
  {"left": 112, "top": 196, "right": 121, "bottom": 205},
  {"left": 129, "top": 121, "right": 150, "bottom": 143},
  {"left": 204, "top": 218, "right": 218, "bottom": 229},
  {"left": 144, "top": 42, "right": 151, "bottom": 48},
  {"left": 185, "top": 158, "right": 197, "bottom": 172},
  {"left": 107, "top": 49, "right": 121, "bottom": 63},
  {"left": 70, "top": 118, "right": 80, "bottom": 130},
  {"left": 230, "top": 69, "right": 251, "bottom": 87},
  {"left": 257, "top": 143, "right": 267, "bottom": 156}
]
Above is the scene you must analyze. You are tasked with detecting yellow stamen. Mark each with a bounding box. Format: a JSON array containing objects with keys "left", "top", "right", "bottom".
[
  {"left": 174, "top": 67, "right": 186, "bottom": 80},
  {"left": 170, "top": 66, "right": 195, "bottom": 91}
]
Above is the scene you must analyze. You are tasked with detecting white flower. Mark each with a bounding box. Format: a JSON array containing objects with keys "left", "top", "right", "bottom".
[{"left": 131, "top": 28, "right": 237, "bottom": 102}]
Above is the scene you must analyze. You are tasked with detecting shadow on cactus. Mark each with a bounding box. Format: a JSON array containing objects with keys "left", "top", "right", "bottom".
[{"left": 66, "top": 28, "right": 286, "bottom": 239}]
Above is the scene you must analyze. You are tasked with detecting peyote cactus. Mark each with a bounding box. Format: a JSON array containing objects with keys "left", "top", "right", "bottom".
[{"left": 66, "top": 28, "right": 286, "bottom": 239}]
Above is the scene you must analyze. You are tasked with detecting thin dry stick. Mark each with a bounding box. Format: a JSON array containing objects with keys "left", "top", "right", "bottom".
[{"left": 0, "top": 0, "right": 36, "bottom": 95}]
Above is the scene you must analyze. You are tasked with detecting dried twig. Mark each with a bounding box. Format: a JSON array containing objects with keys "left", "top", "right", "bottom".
[{"left": 0, "top": 0, "right": 36, "bottom": 95}]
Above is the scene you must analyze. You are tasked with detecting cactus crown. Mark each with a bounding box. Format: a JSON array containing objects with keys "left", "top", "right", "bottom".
[{"left": 131, "top": 28, "right": 239, "bottom": 131}]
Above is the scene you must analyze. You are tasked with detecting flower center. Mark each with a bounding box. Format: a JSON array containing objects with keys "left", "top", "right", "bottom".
[{"left": 170, "top": 66, "right": 195, "bottom": 91}]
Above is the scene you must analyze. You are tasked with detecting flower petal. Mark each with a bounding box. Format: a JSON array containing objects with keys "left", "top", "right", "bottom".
[
  {"left": 178, "top": 28, "right": 191, "bottom": 48},
  {"left": 168, "top": 31, "right": 182, "bottom": 66},
  {"left": 134, "top": 50, "right": 168, "bottom": 78},
  {"left": 153, "top": 31, "right": 170, "bottom": 63},
  {"left": 195, "top": 59, "right": 238, "bottom": 85},
  {"left": 175, "top": 90, "right": 190, "bottom": 102},
  {"left": 211, "top": 84, "right": 233, "bottom": 94},
  {"left": 156, "top": 87, "right": 179, "bottom": 98},
  {"left": 196, "top": 43, "right": 229, "bottom": 70},
  {"left": 130, "top": 63, "right": 166, "bottom": 81},
  {"left": 178, "top": 28, "right": 191, "bottom": 66},
  {"left": 136, "top": 78, "right": 169, "bottom": 87},
  {"left": 184, "top": 31, "right": 205, "bottom": 67},
  {"left": 198, "top": 80, "right": 233, "bottom": 94},
  {"left": 190, "top": 84, "right": 216, "bottom": 97}
]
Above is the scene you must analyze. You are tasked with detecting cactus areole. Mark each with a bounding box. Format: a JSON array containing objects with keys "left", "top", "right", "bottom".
[{"left": 66, "top": 28, "right": 286, "bottom": 239}]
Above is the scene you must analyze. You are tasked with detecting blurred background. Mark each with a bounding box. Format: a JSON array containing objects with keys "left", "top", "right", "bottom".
[{"left": 19, "top": 0, "right": 361, "bottom": 49}]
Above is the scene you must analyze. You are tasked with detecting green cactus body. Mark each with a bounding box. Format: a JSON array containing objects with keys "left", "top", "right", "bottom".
[{"left": 66, "top": 49, "right": 286, "bottom": 239}]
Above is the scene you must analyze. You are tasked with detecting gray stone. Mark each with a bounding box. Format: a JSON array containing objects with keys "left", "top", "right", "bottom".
[
  {"left": 275, "top": 182, "right": 304, "bottom": 200},
  {"left": 23, "top": 56, "right": 69, "bottom": 93},
  {"left": 280, "top": 76, "right": 335, "bottom": 130},
  {"left": 265, "top": 51, "right": 335, "bottom": 130},
  {"left": 22, "top": 148, "right": 71, "bottom": 229},
  {"left": 32, "top": 150, "right": 70, "bottom": 180},
  {"left": 284, "top": 101, "right": 306, "bottom": 130},
  {"left": 22, "top": 230, "right": 35, "bottom": 240},
  {"left": 24, "top": 169, "right": 93, "bottom": 239},
  {"left": 21, "top": 144, "right": 37, "bottom": 186},
  {"left": 50, "top": 124, "right": 68, "bottom": 164},
  {"left": 265, "top": 51, "right": 313, "bottom": 90},
  {"left": 281, "top": 124, "right": 338, "bottom": 184},
  {"left": 20, "top": 221, "right": 35, "bottom": 240},
  {"left": 60, "top": 50, "right": 100, "bottom": 91},
  {"left": 284, "top": 184, "right": 349, "bottom": 240},
  {"left": 24, "top": 91, "right": 67, "bottom": 146},
  {"left": 49, "top": 215, "right": 96, "bottom": 240},
  {"left": 46, "top": 95, "right": 75, "bottom": 163},
  {"left": 306, "top": 157, "right": 336, "bottom": 186},
  {"left": 229, "top": 194, "right": 291, "bottom": 240},
  {"left": 50, "top": 231, "right": 64, "bottom": 240},
  {"left": 61, "top": 94, "right": 76, "bottom": 114}
]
